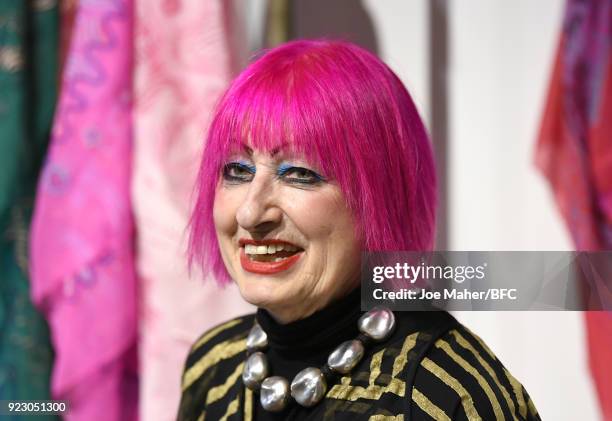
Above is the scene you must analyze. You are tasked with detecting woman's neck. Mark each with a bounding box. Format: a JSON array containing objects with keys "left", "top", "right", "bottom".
[
  {"left": 255, "top": 287, "right": 362, "bottom": 355},
  {"left": 262, "top": 282, "right": 360, "bottom": 324}
]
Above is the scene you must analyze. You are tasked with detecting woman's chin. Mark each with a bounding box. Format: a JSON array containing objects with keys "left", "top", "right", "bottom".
[{"left": 235, "top": 279, "right": 286, "bottom": 309}]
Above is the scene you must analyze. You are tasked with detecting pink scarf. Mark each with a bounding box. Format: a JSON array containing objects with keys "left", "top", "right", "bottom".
[
  {"left": 30, "top": 1, "right": 138, "bottom": 419},
  {"left": 132, "top": 1, "right": 252, "bottom": 419}
]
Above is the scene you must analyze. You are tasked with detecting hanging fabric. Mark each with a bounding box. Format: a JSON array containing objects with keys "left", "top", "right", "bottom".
[
  {"left": 30, "top": 0, "right": 138, "bottom": 419},
  {"left": 535, "top": 1, "right": 612, "bottom": 419},
  {"left": 0, "top": 2, "right": 58, "bottom": 418},
  {"left": 132, "top": 1, "right": 252, "bottom": 419}
]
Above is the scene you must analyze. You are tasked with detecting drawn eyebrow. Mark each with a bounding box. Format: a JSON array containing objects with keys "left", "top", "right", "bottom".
[
  {"left": 240, "top": 142, "right": 288, "bottom": 157},
  {"left": 241, "top": 144, "right": 253, "bottom": 155},
  {"left": 270, "top": 142, "right": 290, "bottom": 156}
]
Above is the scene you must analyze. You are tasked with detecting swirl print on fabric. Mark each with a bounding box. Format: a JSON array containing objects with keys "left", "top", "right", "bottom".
[{"left": 30, "top": 0, "right": 138, "bottom": 420}]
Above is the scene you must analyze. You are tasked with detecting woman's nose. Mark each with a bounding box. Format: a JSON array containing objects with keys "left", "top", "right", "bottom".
[{"left": 235, "top": 176, "right": 282, "bottom": 233}]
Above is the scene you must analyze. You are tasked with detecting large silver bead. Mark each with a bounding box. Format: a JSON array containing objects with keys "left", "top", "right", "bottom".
[
  {"left": 290, "top": 367, "right": 327, "bottom": 407},
  {"left": 246, "top": 323, "right": 268, "bottom": 351},
  {"left": 260, "top": 376, "right": 290, "bottom": 412},
  {"left": 358, "top": 307, "right": 396, "bottom": 341},
  {"left": 327, "top": 340, "right": 365, "bottom": 374},
  {"left": 242, "top": 352, "right": 269, "bottom": 389}
]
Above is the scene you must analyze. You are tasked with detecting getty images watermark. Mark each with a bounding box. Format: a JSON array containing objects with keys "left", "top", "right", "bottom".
[{"left": 360, "top": 251, "right": 612, "bottom": 311}]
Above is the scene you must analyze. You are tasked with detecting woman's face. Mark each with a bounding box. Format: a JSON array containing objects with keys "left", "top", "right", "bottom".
[{"left": 213, "top": 147, "right": 361, "bottom": 323}]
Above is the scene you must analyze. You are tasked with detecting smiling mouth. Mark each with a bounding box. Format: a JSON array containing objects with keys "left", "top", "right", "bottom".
[
  {"left": 243, "top": 243, "right": 301, "bottom": 262},
  {"left": 239, "top": 240, "right": 304, "bottom": 274}
]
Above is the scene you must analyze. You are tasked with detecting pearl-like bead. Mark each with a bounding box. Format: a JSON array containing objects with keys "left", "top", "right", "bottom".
[
  {"left": 327, "top": 339, "right": 365, "bottom": 374},
  {"left": 358, "top": 307, "right": 396, "bottom": 341},
  {"left": 260, "top": 376, "right": 290, "bottom": 412},
  {"left": 290, "top": 367, "right": 327, "bottom": 407},
  {"left": 242, "top": 352, "right": 269, "bottom": 389},
  {"left": 246, "top": 323, "right": 268, "bottom": 351}
]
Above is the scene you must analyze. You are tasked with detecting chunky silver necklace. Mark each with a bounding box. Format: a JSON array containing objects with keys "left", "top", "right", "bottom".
[{"left": 242, "top": 307, "right": 396, "bottom": 412}]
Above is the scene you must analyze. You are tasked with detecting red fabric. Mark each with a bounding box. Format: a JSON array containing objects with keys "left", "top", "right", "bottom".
[
  {"left": 535, "top": 2, "right": 612, "bottom": 418},
  {"left": 586, "top": 62, "right": 612, "bottom": 420}
]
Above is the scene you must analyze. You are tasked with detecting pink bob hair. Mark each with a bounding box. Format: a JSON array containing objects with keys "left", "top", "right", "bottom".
[{"left": 189, "top": 39, "right": 436, "bottom": 285}]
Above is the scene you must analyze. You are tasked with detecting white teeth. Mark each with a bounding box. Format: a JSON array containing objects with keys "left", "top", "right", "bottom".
[
  {"left": 243, "top": 243, "right": 299, "bottom": 255},
  {"left": 274, "top": 257, "right": 284, "bottom": 262}
]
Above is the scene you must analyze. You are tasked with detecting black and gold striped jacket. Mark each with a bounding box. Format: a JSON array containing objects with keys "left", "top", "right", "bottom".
[{"left": 178, "top": 309, "right": 540, "bottom": 421}]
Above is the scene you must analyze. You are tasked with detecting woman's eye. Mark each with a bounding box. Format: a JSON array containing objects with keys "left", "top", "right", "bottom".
[
  {"left": 279, "top": 166, "right": 324, "bottom": 185},
  {"left": 222, "top": 163, "right": 254, "bottom": 183}
]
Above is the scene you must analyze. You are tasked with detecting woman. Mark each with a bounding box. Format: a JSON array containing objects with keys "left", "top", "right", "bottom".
[{"left": 179, "top": 40, "right": 540, "bottom": 420}]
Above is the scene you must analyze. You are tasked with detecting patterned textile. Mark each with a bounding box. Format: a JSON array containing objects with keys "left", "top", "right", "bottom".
[
  {"left": 535, "top": 0, "right": 612, "bottom": 419},
  {"left": 0, "top": 2, "right": 58, "bottom": 419},
  {"left": 29, "top": 0, "right": 138, "bottom": 419},
  {"left": 132, "top": 1, "right": 252, "bottom": 419},
  {"left": 178, "top": 303, "right": 539, "bottom": 420}
]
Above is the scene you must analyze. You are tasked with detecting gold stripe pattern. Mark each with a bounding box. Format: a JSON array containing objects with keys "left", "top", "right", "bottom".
[
  {"left": 369, "top": 414, "right": 404, "bottom": 420},
  {"left": 503, "top": 367, "right": 527, "bottom": 418},
  {"left": 392, "top": 333, "right": 418, "bottom": 376},
  {"left": 323, "top": 400, "right": 371, "bottom": 418},
  {"left": 421, "top": 357, "right": 481, "bottom": 420},
  {"left": 435, "top": 339, "right": 504, "bottom": 421},
  {"left": 451, "top": 330, "right": 518, "bottom": 421},
  {"left": 196, "top": 413, "right": 204, "bottom": 421},
  {"left": 244, "top": 388, "right": 253, "bottom": 421},
  {"left": 219, "top": 396, "right": 240, "bottom": 421},
  {"left": 183, "top": 339, "right": 247, "bottom": 391},
  {"left": 206, "top": 362, "right": 244, "bottom": 405},
  {"left": 527, "top": 397, "right": 538, "bottom": 417},
  {"left": 327, "top": 378, "right": 405, "bottom": 401},
  {"left": 327, "top": 334, "right": 418, "bottom": 401},
  {"left": 412, "top": 387, "right": 451, "bottom": 421},
  {"left": 369, "top": 350, "right": 385, "bottom": 384},
  {"left": 192, "top": 319, "right": 243, "bottom": 351}
]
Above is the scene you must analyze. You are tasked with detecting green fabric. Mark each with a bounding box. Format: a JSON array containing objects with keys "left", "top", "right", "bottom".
[{"left": 0, "top": 1, "right": 59, "bottom": 419}]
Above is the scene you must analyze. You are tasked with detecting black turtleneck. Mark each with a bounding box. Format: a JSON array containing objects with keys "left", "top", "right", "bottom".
[
  {"left": 253, "top": 288, "right": 362, "bottom": 420},
  {"left": 256, "top": 287, "right": 362, "bottom": 357}
]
